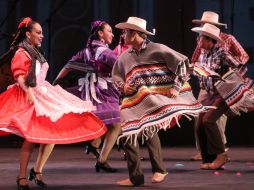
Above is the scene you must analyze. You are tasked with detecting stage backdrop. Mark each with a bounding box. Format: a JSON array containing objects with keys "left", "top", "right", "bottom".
[{"left": 0, "top": 0, "right": 253, "bottom": 146}]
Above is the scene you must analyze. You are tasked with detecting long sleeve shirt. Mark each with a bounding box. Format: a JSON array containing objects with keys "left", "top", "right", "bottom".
[
  {"left": 65, "top": 40, "right": 117, "bottom": 76},
  {"left": 192, "top": 32, "right": 249, "bottom": 64},
  {"left": 196, "top": 44, "right": 240, "bottom": 94}
]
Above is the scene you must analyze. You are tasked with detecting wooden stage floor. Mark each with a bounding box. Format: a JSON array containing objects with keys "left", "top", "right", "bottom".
[{"left": 0, "top": 145, "right": 253, "bottom": 190}]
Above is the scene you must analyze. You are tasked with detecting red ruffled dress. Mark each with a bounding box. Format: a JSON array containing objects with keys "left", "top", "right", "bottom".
[{"left": 0, "top": 48, "right": 107, "bottom": 144}]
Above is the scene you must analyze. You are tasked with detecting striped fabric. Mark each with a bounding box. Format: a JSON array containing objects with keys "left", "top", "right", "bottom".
[
  {"left": 114, "top": 50, "right": 211, "bottom": 143},
  {"left": 120, "top": 80, "right": 207, "bottom": 133},
  {"left": 191, "top": 32, "right": 249, "bottom": 64},
  {"left": 194, "top": 64, "right": 254, "bottom": 116},
  {"left": 193, "top": 65, "right": 212, "bottom": 77},
  {"left": 215, "top": 69, "right": 254, "bottom": 116}
]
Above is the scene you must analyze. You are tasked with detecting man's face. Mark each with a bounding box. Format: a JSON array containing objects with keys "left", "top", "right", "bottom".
[
  {"left": 122, "top": 29, "right": 135, "bottom": 45},
  {"left": 198, "top": 35, "right": 210, "bottom": 50}
]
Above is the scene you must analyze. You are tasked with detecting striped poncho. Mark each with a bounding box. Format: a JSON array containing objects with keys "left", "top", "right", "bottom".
[
  {"left": 193, "top": 44, "right": 254, "bottom": 117},
  {"left": 112, "top": 41, "right": 210, "bottom": 143}
]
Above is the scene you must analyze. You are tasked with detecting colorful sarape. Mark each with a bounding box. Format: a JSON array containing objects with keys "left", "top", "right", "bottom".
[
  {"left": 120, "top": 81, "right": 210, "bottom": 143},
  {"left": 113, "top": 42, "right": 211, "bottom": 143},
  {"left": 194, "top": 65, "right": 254, "bottom": 116},
  {"left": 215, "top": 69, "right": 254, "bottom": 115}
]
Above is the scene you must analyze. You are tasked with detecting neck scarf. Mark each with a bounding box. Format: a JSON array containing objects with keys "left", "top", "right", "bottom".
[{"left": 18, "top": 39, "right": 47, "bottom": 87}]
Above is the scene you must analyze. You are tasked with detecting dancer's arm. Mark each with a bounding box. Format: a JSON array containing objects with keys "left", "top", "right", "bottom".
[
  {"left": 17, "top": 75, "right": 35, "bottom": 104},
  {"left": 53, "top": 67, "right": 70, "bottom": 85}
]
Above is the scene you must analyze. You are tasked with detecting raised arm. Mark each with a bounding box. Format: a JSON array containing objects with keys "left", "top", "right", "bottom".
[
  {"left": 53, "top": 49, "right": 86, "bottom": 84},
  {"left": 53, "top": 67, "right": 71, "bottom": 85}
]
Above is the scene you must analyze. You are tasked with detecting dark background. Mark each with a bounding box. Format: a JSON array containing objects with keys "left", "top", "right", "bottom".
[{"left": 0, "top": 0, "right": 254, "bottom": 147}]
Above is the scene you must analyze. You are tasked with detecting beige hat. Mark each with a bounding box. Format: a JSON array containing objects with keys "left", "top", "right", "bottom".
[
  {"left": 115, "top": 16, "right": 155, "bottom": 35},
  {"left": 191, "top": 23, "right": 224, "bottom": 43},
  {"left": 192, "top": 11, "right": 227, "bottom": 28}
]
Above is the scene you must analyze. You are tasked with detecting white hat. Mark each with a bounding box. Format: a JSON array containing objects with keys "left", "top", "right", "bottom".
[
  {"left": 191, "top": 23, "right": 224, "bottom": 43},
  {"left": 192, "top": 11, "right": 227, "bottom": 28},
  {"left": 115, "top": 17, "right": 155, "bottom": 35}
]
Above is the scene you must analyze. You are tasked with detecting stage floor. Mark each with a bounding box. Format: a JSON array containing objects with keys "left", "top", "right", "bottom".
[{"left": 1, "top": 145, "right": 253, "bottom": 190}]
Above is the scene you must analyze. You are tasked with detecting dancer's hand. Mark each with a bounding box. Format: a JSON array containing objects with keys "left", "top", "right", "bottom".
[
  {"left": 167, "top": 88, "right": 179, "bottom": 98},
  {"left": 17, "top": 75, "right": 35, "bottom": 104},
  {"left": 124, "top": 84, "right": 136, "bottom": 95},
  {"left": 26, "top": 88, "right": 35, "bottom": 104}
]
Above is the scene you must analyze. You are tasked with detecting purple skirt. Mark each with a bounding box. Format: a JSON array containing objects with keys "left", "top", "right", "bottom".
[{"left": 66, "top": 81, "right": 120, "bottom": 125}]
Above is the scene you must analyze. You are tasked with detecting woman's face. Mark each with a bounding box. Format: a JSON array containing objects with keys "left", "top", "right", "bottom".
[
  {"left": 26, "top": 23, "right": 44, "bottom": 47},
  {"left": 99, "top": 24, "right": 114, "bottom": 44}
]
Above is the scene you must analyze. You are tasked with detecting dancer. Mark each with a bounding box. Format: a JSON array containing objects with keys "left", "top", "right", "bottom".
[
  {"left": 0, "top": 17, "right": 106, "bottom": 190},
  {"left": 54, "top": 20, "right": 121, "bottom": 172},
  {"left": 112, "top": 16, "right": 210, "bottom": 186},
  {"left": 113, "top": 33, "right": 131, "bottom": 56},
  {"left": 191, "top": 23, "right": 254, "bottom": 170},
  {"left": 191, "top": 11, "right": 249, "bottom": 161}
]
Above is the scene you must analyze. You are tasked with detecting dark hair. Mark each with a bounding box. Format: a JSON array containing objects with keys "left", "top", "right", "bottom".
[
  {"left": 0, "top": 18, "right": 37, "bottom": 64},
  {"left": 0, "top": 18, "right": 40, "bottom": 87},
  {"left": 137, "top": 31, "right": 147, "bottom": 39},
  {"left": 202, "top": 35, "right": 217, "bottom": 44},
  {"left": 21, "top": 19, "right": 41, "bottom": 87},
  {"left": 86, "top": 21, "right": 108, "bottom": 57},
  {"left": 125, "top": 29, "right": 147, "bottom": 39}
]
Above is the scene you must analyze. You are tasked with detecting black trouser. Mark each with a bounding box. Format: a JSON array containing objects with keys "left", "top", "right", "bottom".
[
  {"left": 197, "top": 89, "right": 228, "bottom": 163},
  {"left": 122, "top": 133, "right": 166, "bottom": 186}
]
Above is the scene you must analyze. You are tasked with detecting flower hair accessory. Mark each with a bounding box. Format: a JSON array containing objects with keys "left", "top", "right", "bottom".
[
  {"left": 18, "top": 17, "right": 32, "bottom": 29},
  {"left": 91, "top": 20, "right": 104, "bottom": 34}
]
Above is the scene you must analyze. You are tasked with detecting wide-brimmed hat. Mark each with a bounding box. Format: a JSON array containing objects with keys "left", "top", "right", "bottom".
[
  {"left": 115, "top": 17, "right": 155, "bottom": 35},
  {"left": 192, "top": 11, "right": 227, "bottom": 28},
  {"left": 191, "top": 23, "right": 224, "bottom": 43}
]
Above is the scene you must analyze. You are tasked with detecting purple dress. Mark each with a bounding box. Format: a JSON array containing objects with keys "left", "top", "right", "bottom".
[{"left": 64, "top": 40, "right": 120, "bottom": 125}]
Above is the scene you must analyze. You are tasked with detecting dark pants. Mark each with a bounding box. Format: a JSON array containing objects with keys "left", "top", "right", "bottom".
[
  {"left": 122, "top": 133, "right": 166, "bottom": 186},
  {"left": 197, "top": 89, "right": 228, "bottom": 163}
]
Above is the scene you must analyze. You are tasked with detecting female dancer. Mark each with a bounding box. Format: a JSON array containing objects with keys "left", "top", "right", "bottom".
[
  {"left": 54, "top": 20, "right": 121, "bottom": 172},
  {"left": 0, "top": 17, "right": 106, "bottom": 190}
]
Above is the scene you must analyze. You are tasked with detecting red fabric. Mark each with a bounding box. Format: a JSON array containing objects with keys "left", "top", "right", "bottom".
[
  {"left": 0, "top": 85, "right": 107, "bottom": 144},
  {"left": 0, "top": 131, "right": 11, "bottom": 136},
  {"left": 11, "top": 48, "right": 31, "bottom": 80},
  {"left": 113, "top": 44, "right": 130, "bottom": 56},
  {"left": 0, "top": 48, "right": 107, "bottom": 144},
  {"left": 168, "top": 116, "right": 181, "bottom": 128}
]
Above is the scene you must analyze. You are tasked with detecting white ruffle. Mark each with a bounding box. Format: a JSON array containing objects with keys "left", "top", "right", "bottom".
[{"left": 33, "top": 83, "right": 96, "bottom": 122}]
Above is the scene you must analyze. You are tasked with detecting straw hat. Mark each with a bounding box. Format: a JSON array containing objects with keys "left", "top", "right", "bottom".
[
  {"left": 191, "top": 23, "right": 224, "bottom": 43},
  {"left": 115, "top": 17, "right": 155, "bottom": 35},
  {"left": 192, "top": 11, "right": 227, "bottom": 28}
]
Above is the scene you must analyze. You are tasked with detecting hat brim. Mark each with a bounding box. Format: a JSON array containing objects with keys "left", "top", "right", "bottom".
[
  {"left": 191, "top": 27, "right": 224, "bottom": 43},
  {"left": 115, "top": 22, "right": 155, "bottom": 35},
  {"left": 192, "top": 19, "right": 227, "bottom": 28}
]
